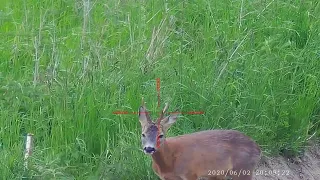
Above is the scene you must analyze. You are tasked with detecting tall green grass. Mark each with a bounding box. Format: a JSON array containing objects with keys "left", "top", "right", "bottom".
[{"left": 0, "top": 0, "right": 319, "bottom": 179}]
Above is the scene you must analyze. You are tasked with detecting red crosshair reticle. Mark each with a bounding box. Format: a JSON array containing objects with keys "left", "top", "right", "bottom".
[
  {"left": 157, "top": 78, "right": 160, "bottom": 108},
  {"left": 156, "top": 113, "right": 161, "bottom": 148},
  {"left": 112, "top": 111, "right": 205, "bottom": 115},
  {"left": 112, "top": 78, "right": 205, "bottom": 148}
]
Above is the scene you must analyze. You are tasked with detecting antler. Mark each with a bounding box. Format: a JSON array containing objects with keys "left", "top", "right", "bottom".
[
  {"left": 140, "top": 97, "right": 152, "bottom": 122},
  {"left": 141, "top": 97, "right": 145, "bottom": 107},
  {"left": 157, "top": 103, "right": 169, "bottom": 123}
]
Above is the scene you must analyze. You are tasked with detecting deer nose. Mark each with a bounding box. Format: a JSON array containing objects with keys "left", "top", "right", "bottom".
[{"left": 144, "top": 147, "right": 156, "bottom": 154}]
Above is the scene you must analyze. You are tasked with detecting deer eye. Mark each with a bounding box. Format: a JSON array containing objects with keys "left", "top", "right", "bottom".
[
  {"left": 158, "top": 134, "right": 164, "bottom": 138},
  {"left": 141, "top": 134, "right": 146, "bottom": 137}
]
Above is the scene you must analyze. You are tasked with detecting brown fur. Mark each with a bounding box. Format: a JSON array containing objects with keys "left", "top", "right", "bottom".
[{"left": 150, "top": 130, "right": 261, "bottom": 180}]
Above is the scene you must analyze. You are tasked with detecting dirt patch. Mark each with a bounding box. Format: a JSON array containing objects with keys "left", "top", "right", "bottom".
[{"left": 254, "top": 141, "right": 320, "bottom": 180}]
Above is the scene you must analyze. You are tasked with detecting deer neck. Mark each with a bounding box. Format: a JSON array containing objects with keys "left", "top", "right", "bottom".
[{"left": 151, "top": 139, "right": 174, "bottom": 172}]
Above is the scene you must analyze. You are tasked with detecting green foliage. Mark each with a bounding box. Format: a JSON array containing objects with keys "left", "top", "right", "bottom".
[{"left": 0, "top": 0, "right": 319, "bottom": 179}]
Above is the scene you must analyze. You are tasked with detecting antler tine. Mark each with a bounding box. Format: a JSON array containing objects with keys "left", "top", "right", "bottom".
[
  {"left": 162, "top": 103, "right": 169, "bottom": 114},
  {"left": 140, "top": 97, "right": 152, "bottom": 122},
  {"left": 141, "top": 97, "right": 145, "bottom": 107},
  {"left": 158, "top": 103, "right": 169, "bottom": 123}
]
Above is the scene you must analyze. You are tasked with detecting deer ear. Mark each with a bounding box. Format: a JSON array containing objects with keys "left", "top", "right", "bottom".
[
  {"left": 139, "top": 106, "right": 151, "bottom": 127},
  {"left": 160, "top": 112, "right": 179, "bottom": 132}
]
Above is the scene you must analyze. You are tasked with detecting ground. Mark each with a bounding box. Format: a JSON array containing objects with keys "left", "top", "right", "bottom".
[{"left": 254, "top": 141, "right": 320, "bottom": 180}]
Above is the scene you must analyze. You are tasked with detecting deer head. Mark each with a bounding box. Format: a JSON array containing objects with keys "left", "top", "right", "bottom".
[{"left": 138, "top": 98, "right": 179, "bottom": 154}]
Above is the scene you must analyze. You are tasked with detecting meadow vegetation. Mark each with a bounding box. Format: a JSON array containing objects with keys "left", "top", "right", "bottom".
[{"left": 0, "top": 0, "right": 319, "bottom": 179}]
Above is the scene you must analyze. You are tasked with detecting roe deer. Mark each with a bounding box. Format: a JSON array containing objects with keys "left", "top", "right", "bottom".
[{"left": 138, "top": 99, "right": 261, "bottom": 180}]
